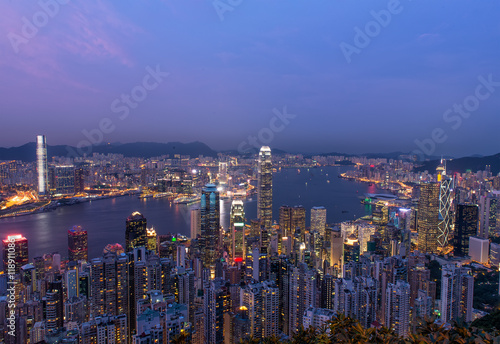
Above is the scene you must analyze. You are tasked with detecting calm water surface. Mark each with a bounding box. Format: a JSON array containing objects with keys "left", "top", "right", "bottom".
[{"left": 0, "top": 166, "right": 381, "bottom": 259}]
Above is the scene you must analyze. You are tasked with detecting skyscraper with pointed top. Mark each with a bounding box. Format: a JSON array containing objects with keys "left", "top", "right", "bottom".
[
  {"left": 437, "top": 159, "right": 454, "bottom": 248},
  {"left": 257, "top": 146, "right": 273, "bottom": 230}
]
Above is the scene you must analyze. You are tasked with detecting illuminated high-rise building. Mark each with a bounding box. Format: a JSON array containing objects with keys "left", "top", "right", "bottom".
[
  {"left": 311, "top": 206, "right": 327, "bottom": 236},
  {"left": 417, "top": 182, "right": 440, "bottom": 254},
  {"left": 3, "top": 234, "right": 28, "bottom": 274},
  {"left": 279, "top": 206, "right": 292, "bottom": 237},
  {"left": 437, "top": 161, "right": 454, "bottom": 248},
  {"left": 200, "top": 184, "right": 220, "bottom": 269},
  {"left": 440, "top": 265, "right": 474, "bottom": 323},
  {"left": 385, "top": 281, "right": 410, "bottom": 337},
  {"left": 36, "top": 135, "right": 48, "bottom": 196},
  {"left": 68, "top": 225, "right": 88, "bottom": 262},
  {"left": 190, "top": 207, "right": 201, "bottom": 239},
  {"left": 257, "top": 146, "right": 273, "bottom": 230},
  {"left": 479, "top": 194, "right": 498, "bottom": 238},
  {"left": 54, "top": 165, "right": 76, "bottom": 195},
  {"left": 291, "top": 206, "right": 306, "bottom": 238},
  {"left": 230, "top": 200, "right": 245, "bottom": 262},
  {"left": 125, "top": 212, "right": 147, "bottom": 252},
  {"left": 146, "top": 227, "right": 157, "bottom": 253},
  {"left": 280, "top": 205, "right": 306, "bottom": 239},
  {"left": 454, "top": 204, "right": 478, "bottom": 256}
]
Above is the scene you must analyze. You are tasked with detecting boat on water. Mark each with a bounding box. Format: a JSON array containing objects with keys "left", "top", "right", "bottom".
[{"left": 173, "top": 196, "right": 200, "bottom": 204}]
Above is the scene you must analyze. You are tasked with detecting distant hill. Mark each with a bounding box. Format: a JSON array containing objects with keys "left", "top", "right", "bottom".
[
  {"left": 415, "top": 153, "right": 500, "bottom": 174},
  {"left": 0, "top": 141, "right": 217, "bottom": 161}
]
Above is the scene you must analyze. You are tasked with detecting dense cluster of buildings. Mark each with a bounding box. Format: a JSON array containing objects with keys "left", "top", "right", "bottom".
[{"left": 1, "top": 139, "right": 500, "bottom": 343}]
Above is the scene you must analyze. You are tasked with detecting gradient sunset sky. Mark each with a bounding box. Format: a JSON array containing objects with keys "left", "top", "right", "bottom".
[{"left": 1, "top": 0, "right": 499, "bottom": 156}]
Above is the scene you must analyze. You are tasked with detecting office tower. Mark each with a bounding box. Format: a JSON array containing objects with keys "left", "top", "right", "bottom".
[
  {"left": 125, "top": 211, "right": 147, "bottom": 252},
  {"left": 454, "top": 204, "right": 479, "bottom": 256},
  {"left": 279, "top": 205, "right": 292, "bottom": 237},
  {"left": 479, "top": 194, "right": 498, "bottom": 238},
  {"left": 146, "top": 227, "right": 157, "bottom": 253},
  {"left": 200, "top": 183, "right": 220, "bottom": 269},
  {"left": 343, "top": 235, "right": 360, "bottom": 265},
  {"left": 440, "top": 265, "right": 474, "bottom": 323},
  {"left": 36, "top": 135, "right": 48, "bottom": 196},
  {"left": 89, "top": 253, "right": 129, "bottom": 317},
  {"left": 46, "top": 279, "right": 64, "bottom": 330},
  {"left": 240, "top": 280, "right": 279, "bottom": 339},
  {"left": 469, "top": 236, "right": 489, "bottom": 263},
  {"left": 330, "top": 227, "right": 343, "bottom": 275},
  {"left": 191, "top": 207, "right": 201, "bottom": 239},
  {"left": 257, "top": 146, "right": 273, "bottom": 230},
  {"left": 311, "top": 206, "right": 327, "bottom": 236},
  {"left": 490, "top": 243, "right": 500, "bottom": 266},
  {"left": 437, "top": 160, "right": 454, "bottom": 248},
  {"left": 385, "top": 281, "right": 411, "bottom": 337},
  {"left": 288, "top": 263, "right": 317, "bottom": 334},
  {"left": 66, "top": 268, "right": 79, "bottom": 299},
  {"left": 230, "top": 200, "right": 245, "bottom": 262},
  {"left": 204, "top": 278, "right": 230, "bottom": 344},
  {"left": 303, "top": 307, "right": 336, "bottom": 329},
  {"left": 291, "top": 206, "right": 306, "bottom": 238},
  {"left": 417, "top": 182, "right": 440, "bottom": 254},
  {"left": 68, "top": 225, "right": 88, "bottom": 262},
  {"left": 74, "top": 165, "right": 85, "bottom": 194},
  {"left": 54, "top": 165, "right": 75, "bottom": 195},
  {"left": 3, "top": 234, "right": 28, "bottom": 274}
]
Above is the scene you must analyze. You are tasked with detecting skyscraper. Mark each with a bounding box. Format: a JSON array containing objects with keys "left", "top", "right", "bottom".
[
  {"left": 230, "top": 200, "right": 245, "bottom": 262},
  {"left": 68, "top": 225, "right": 88, "bottom": 262},
  {"left": 36, "top": 135, "right": 48, "bottom": 196},
  {"left": 54, "top": 165, "right": 76, "bottom": 195},
  {"left": 3, "top": 234, "right": 28, "bottom": 274},
  {"left": 279, "top": 205, "right": 292, "bottom": 237},
  {"left": 125, "top": 212, "right": 147, "bottom": 252},
  {"left": 385, "top": 281, "right": 410, "bottom": 337},
  {"left": 311, "top": 206, "right": 327, "bottom": 236},
  {"left": 417, "top": 182, "right": 440, "bottom": 254},
  {"left": 437, "top": 161, "right": 454, "bottom": 248},
  {"left": 190, "top": 207, "right": 201, "bottom": 239},
  {"left": 454, "top": 204, "right": 479, "bottom": 256},
  {"left": 200, "top": 184, "right": 220, "bottom": 269},
  {"left": 257, "top": 146, "right": 273, "bottom": 230},
  {"left": 440, "top": 265, "right": 474, "bottom": 323}
]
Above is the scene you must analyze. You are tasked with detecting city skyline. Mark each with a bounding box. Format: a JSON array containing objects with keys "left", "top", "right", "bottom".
[{"left": 1, "top": 1, "right": 499, "bottom": 156}]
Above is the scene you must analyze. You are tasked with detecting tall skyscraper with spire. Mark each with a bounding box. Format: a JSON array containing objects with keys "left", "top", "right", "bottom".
[
  {"left": 437, "top": 160, "right": 454, "bottom": 248},
  {"left": 257, "top": 146, "right": 273, "bottom": 230},
  {"left": 36, "top": 135, "right": 48, "bottom": 196}
]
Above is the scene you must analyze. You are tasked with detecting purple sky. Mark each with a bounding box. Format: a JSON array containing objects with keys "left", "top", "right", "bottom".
[{"left": 1, "top": 0, "right": 499, "bottom": 156}]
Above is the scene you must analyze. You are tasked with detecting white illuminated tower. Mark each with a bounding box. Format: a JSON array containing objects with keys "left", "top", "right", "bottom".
[
  {"left": 257, "top": 146, "right": 273, "bottom": 230},
  {"left": 36, "top": 135, "right": 48, "bottom": 196},
  {"left": 437, "top": 159, "right": 453, "bottom": 248}
]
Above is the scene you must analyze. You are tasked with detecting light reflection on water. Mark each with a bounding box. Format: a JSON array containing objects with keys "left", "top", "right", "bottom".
[{"left": 0, "top": 166, "right": 381, "bottom": 260}]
